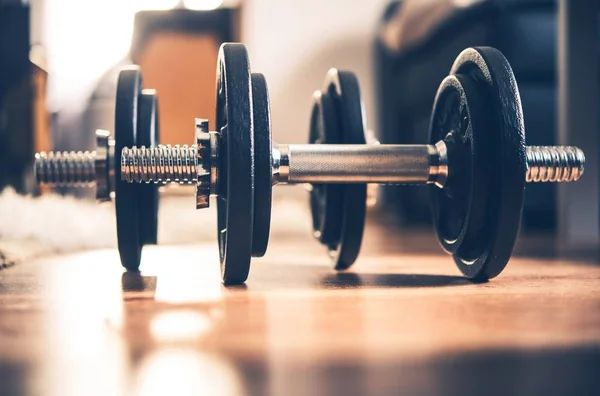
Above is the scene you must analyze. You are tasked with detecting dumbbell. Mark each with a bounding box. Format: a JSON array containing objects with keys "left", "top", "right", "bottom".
[
  {"left": 116, "top": 43, "right": 584, "bottom": 285},
  {"left": 306, "top": 47, "right": 585, "bottom": 281},
  {"left": 35, "top": 43, "right": 585, "bottom": 286},
  {"left": 34, "top": 66, "right": 160, "bottom": 271}
]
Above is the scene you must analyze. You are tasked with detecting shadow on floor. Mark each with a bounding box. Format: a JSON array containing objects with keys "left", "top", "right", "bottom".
[
  {"left": 320, "top": 272, "right": 475, "bottom": 288},
  {"left": 246, "top": 262, "right": 474, "bottom": 291}
]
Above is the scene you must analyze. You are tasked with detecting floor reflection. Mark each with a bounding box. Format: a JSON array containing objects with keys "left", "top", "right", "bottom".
[
  {"left": 39, "top": 246, "right": 238, "bottom": 396},
  {"left": 132, "top": 349, "right": 245, "bottom": 396},
  {"left": 231, "top": 344, "right": 600, "bottom": 396},
  {"left": 42, "top": 250, "right": 127, "bottom": 396},
  {"left": 122, "top": 246, "right": 250, "bottom": 395},
  {"left": 150, "top": 310, "right": 213, "bottom": 343},
  {"left": 141, "top": 245, "right": 223, "bottom": 304},
  {"left": 122, "top": 272, "right": 157, "bottom": 300},
  {"left": 25, "top": 242, "right": 600, "bottom": 396},
  {"left": 265, "top": 275, "right": 368, "bottom": 396}
]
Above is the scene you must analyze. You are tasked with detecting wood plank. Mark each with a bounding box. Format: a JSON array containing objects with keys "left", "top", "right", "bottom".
[{"left": 0, "top": 223, "right": 599, "bottom": 395}]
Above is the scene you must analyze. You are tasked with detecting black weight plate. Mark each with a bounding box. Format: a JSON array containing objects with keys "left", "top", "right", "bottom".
[
  {"left": 309, "top": 90, "right": 344, "bottom": 247},
  {"left": 216, "top": 43, "right": 255, "bottom": 285},
  {"left": 321, "top": 69, "right": 368, "bottom": 270},
  {"left": 429, "top": 47, "right": 526, "bottom": 280},
  {"left": 429, "top": 74, "right": 493, "bottom": 264},
  {"left": 250, "top": 73, "right": 272, "bottom": 258},
  {"left": 115, "top": 67, "right": 143, "bottom": 271},
  {"left": 137, "top": 89, "right": 160, "bottom": 246}
]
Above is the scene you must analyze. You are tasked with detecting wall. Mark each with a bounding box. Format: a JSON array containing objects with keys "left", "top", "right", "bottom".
[
  {"left": 39, "top": 0, "right": 391, "bottom": 140},
  {"left": 243, "top": 0, "right": 392, "bottom": 143}
]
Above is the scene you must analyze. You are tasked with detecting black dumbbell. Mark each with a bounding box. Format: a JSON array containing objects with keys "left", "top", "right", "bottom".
[
  {"left": 34, "top": 66, "right": 159, "bottom": 272},
  {"left": 117, "top": 43, "right": 583, "bottom": 285},
  {"left": 308, "top": 47, "right": 586, "bottom": 280}
]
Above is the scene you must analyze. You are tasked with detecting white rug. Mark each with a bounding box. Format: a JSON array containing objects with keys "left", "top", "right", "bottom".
[{"left": 0, "top": 186, "right": 312, "bottom": 267}]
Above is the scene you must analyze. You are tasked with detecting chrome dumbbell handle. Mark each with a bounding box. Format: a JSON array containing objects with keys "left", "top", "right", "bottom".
[
  {"left": 34, "top": 124, "right": 586, "bottom": 209},
  {"left": 273, "top": 144, "right": 585, "bottom": 185},
  {"left": 119, "top": 139, "right": 447, "bottom": 187},
  {"left": 272, "top": 142, "right": 448, "bottom": 187},
  {"left": 120, "top": 140, "right": 585, "bottom": 188}
]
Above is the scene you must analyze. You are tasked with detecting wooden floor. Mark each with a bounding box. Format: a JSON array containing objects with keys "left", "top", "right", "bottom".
[{"left": 1, "top": 220, "right": 599, "bottom": 396}]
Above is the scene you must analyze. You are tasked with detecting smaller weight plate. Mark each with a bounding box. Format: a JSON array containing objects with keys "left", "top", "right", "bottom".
[
  {"left": 310, "top": 69, "right": 367, "bottom": 270},
  {"left": 115, "top": 67, "right": 143, "bottom": 271},
  {"left": 216, "top": 43, "right": 255, "bottom": 285},
  {"left": 429, "top": 47, "right": 526, "bottom": 280},
  {"left": 429, "top": 74, "right": 493, "bottom": 269},
  {"left": 309, "top": 90, "right": 344, "bottom": 246},
  {"left": 137, "top": 89, "right": 160, "bottom": 246},
  {"left": 250, "top": 73, "right": 272, "bottom": 257}
]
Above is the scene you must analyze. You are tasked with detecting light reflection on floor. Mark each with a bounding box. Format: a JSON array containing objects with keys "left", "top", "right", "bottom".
[
  {"left": 40, "top": 245, "right": 243, "bottom": 396},
  {"left": 150, "top": 310, "right": 213, "bottom": 343},
  {"left": 42, "top": 250, "right": 127, "bottom": 396},
  {"left": 132, "top": 348, "right": 244, "bottom": 396},
  {"left": 21, "top": 238, "right": 600, "bottom": 396}
]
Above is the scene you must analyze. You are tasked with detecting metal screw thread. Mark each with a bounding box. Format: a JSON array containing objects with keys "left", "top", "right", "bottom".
[
  {"left": 121, "top": 145, "right": 199, "bottom": 184},
  {"left": 34, "top": 151, "right": 96, "bottom": 186},
  {"left": 526, "top": 146, "right": 585, "bottom": 182}
]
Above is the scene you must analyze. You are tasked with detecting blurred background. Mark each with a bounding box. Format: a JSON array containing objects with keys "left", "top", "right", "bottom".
[
  {"left": 0, "top": 0, "right": 393, "bottom": 251},
  {"left": 27, "top": 0, "right": 386, "bottom": 147},
  {"left": 0, "top": 0, "right": 597, "bottom": 248}
]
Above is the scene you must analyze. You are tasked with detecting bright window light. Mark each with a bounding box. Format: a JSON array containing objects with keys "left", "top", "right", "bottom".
[
  {"left": 184, "top": 0, "right": 224, "bottom": 10},
  {"left": 44, "top": 0, "right": 181, "bottom": 109}
]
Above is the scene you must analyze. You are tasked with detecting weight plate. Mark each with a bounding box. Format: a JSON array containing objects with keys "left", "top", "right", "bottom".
[
  {"left": 429, "top": 75, "right": 493, "bottom": 264},
  {"left": 429, "top": 47, "right": 526, "bottom": 280},
  {"left": 216, "top": 43, "right": 255, "bottom": 285},
  {"left": 309, "top": 90, "right": 344, "bottom": 247},
  {"left": 250, "top": 73, "right": 272, "bottom": 257},
  {"left": 311, "top": 69, "right": 367, "bottom": 270},
  {"left": 137, "top": 89, "right": 160, "bottom": 246},
  {"left": 115, "top": 67, "right": 143, "bottom": 271}
]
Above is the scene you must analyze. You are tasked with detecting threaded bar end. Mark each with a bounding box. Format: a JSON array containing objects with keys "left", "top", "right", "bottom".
[
  {"left": 121, "top": 145, "right": 199, "bottom": 184},
  {"left": 34, "top": 151, "right": 97, "bottom": 186},
  {"left": 526, "top": 146, "right": 585, "bottom": 182}
]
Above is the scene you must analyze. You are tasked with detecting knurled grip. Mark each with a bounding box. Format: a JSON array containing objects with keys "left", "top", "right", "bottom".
[{"left": 285, "top": 144, "right": 443, "bottom": 184}]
